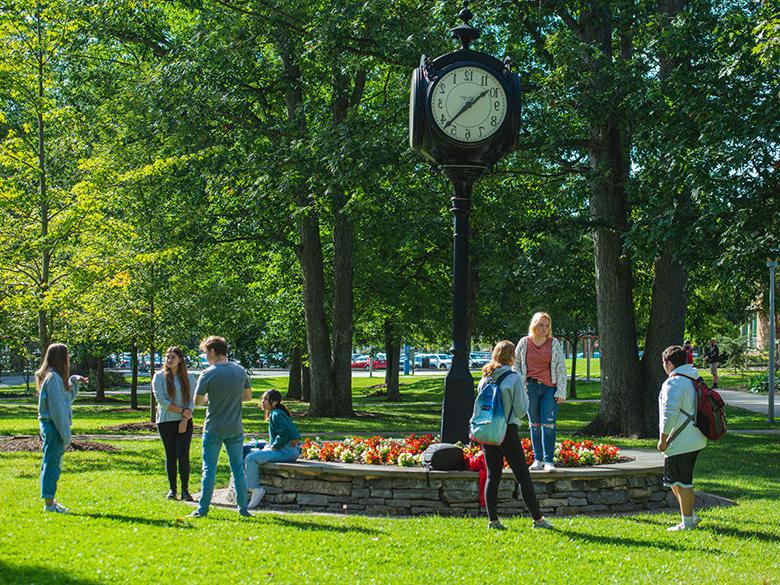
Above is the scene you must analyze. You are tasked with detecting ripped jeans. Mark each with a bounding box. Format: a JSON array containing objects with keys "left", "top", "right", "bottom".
[{"left": 527, "top": 380, "right": 558, "bottom": 464}]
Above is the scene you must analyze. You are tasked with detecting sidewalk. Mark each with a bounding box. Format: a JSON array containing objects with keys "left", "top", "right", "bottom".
[{"left": 718, "top": 388, "right": 777, "bottom": 419}]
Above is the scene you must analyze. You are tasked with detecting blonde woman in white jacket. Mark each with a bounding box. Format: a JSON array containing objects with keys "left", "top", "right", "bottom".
[
  {"left": 514, "top": 312, "right": 568, "bottom": 472},
  {"left": 658, "top": 345, "right": 707, "bottom": 531}
]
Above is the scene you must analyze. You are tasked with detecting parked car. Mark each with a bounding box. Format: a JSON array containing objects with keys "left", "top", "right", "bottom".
[
  {"left": 351, "top": 355, "right": 370, "bottom": 369},
  {"left": 469, "top": 351, "right": 491, "bottom": 368}
]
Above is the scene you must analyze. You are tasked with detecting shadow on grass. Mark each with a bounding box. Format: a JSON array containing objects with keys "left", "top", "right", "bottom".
[
  {"left": 0, "top": 560, "right": 101, "bottom": 584},
  {"left": 73, "top": 511, "right": 194, "bottom": 529},
  {"left": 269, "top": 515, "right": 382, "bottom": 535},
  {"left": 555, "top": 527, "right": 722, "bottom": 554},
  {"left": 629, "top": 516, "right": 779, "bottom": 543}
]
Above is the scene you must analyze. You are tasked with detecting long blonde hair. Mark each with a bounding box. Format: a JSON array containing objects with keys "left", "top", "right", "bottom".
[
  {"left": 35, "top": 343, "right": 70, "bottom": 392},
  {"left": 528, "top": 312, "right": 553, "bottom": 340},
  {"left": 482, "top": 340, "right": 515, "bottom": 378}
]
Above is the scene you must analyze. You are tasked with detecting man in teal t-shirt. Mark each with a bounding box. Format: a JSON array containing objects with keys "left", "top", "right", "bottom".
[{"left": 190, "top": 336, "right": 253, "bottom": 518}]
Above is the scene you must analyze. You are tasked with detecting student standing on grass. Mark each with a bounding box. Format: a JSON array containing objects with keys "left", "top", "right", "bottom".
[
  {"left": 36, "top": 343, "right": 88, "bottom": 514},
  {"left": 704, "top": 339, "right": 720, "bottom": 389},
  {"left": 245, "top": 389, "right": 301, "bottom": 509},
  {"left": 480, "top": 340, "right": 553, "bottom": 531},
  {"left": 190, "top": 336, "right": 253, "bottom": 518},
  {"left": 514, "top": 312, "right": 567, "bottom": 471},
  {"left": 153, "top": 346, "right": 196, "bottom": 501},
  {"left": 658, "top": 345, "right": 707, "bottom": 531}
]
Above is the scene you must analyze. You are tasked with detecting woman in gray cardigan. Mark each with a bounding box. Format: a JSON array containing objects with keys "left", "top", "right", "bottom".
[
  {"left": 153, "top": 346, "right": 196, "bottom": 500},
  {"left": 36, "top": 343, "right": 88, "bottom": 513}
]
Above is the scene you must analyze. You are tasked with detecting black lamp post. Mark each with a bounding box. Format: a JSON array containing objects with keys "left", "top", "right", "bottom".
[{"left": 409, "top": 2, "right": 522, "bottom": 443}]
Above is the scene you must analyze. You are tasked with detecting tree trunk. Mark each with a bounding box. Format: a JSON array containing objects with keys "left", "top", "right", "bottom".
[
  {"left": 578, "top": 2, "right": 645, "bottom": 437},
  {"left": 569, "top": 336, "right": 579, "bottom": 399},
  {"left": 640, "top": 248, "right": 688, "bottom": 432},
  {"left": 301, "top": 364, "right": 311, "bottom": 402},
  {"left": 130, "top": 338, "right": 138, "bottom": 410},
  {"left": 639, "top": 0, "right": 691, "bottom": 434},
  {"left": 287, "top": 346, "right": 303, "bottom": 400},
  {"left": 299, "top": 210, "right": 337, "bottom": 416},
  {"left": 149, "top": 294, "right": 156, "bottom": 422},
  {"left": 36, "top": 12, "right": 50, "bottom": 353},
  {"left": 331, "top": 191, "right": 354, "bottom": 415},
  {"left": 96, "top": 355, "right": 105, "bottom": 401},
  {"left": 384, "top": 318, "right": 401, "bottom": 402}
]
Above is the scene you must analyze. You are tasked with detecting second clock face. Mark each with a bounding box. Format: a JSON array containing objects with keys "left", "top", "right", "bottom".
[{"left": 430, "top": 66, "right": 508, "bottom": 143}]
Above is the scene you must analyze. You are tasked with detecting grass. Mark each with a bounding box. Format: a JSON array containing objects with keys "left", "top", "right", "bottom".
[{"left": 0, "top": 409, "right": 778, "bottom": 583}]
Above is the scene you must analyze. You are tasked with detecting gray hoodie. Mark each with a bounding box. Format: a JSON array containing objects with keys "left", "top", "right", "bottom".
[{"left": 477, "top": 365, "right": 528, "bottom": 427}]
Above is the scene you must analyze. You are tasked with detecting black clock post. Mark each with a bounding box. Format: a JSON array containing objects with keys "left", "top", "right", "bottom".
[{"left": 409, "top": 2, "right": 521, "bottom": 444}]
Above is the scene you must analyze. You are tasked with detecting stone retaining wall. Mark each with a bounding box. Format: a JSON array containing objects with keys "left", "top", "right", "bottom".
[{"left": 225, "top": 449, "right": 677, "bottom": 516}]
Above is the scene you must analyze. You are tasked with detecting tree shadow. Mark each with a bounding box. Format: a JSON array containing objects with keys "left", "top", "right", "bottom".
[
  {"left": 72, "top": 511, "right": 194, "bottom": 529},
  {"left": 268, "top": 515, "right": 382, "bottom": 535},
  {"left": 555, "top": 527, "right": 723, "bottom": 554},
  {"left": 0, "top": 560, "right": 101, "bottom": 584}
]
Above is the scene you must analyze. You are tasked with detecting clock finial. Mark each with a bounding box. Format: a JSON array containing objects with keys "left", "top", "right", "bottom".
[{"left": 451, "top": 1, "right": 480, "bottom": 50}]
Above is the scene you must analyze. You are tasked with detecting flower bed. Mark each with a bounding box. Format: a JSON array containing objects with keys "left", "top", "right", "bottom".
[{"left": 301, "top": 434, "right": 621, "bottom": 468}]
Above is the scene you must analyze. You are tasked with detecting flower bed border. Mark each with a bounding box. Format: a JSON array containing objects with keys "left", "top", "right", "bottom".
[{"left": 221, "top": 449, "right": 679, "bottom": 516}]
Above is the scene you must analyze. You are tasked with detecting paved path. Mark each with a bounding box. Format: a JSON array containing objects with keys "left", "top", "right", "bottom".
[{"left": 718, "top": 388, "right": 777, "bottom": 418}]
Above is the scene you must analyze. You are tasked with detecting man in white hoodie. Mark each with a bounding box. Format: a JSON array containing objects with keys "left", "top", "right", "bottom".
[{"left": 657, "top": 345, "right": 708, "bottom": 531}]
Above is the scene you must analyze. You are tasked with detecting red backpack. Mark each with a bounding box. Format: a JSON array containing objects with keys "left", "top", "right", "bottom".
[{"left": 671, "top": 373, "right": 727, "bottom": 441}]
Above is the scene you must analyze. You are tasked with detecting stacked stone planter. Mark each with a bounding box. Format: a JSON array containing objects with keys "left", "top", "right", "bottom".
[{"left": 223, "top": 449, "right": 676, "bottom": 516}]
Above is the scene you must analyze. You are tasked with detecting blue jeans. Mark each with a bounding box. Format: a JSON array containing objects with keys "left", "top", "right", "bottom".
[
  {"left": 245, "top": 444, "right": 300, "bottom": 489},
  {"left": 242, "top": 439, "right": 267, "bottom": 459},
  {"left": 197, "top": 431, "right": 248, "bottom": 516},
  {"left": 527, "top": 380, "right": 558, "bottom": 464},
  {"left": 40, "top": 420, "right": 65, "bottom": 500}
]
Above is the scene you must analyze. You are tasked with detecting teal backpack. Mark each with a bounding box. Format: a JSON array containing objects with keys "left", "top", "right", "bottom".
[{"left": 469, "top": 370, "right": 514, "bottom": 446}]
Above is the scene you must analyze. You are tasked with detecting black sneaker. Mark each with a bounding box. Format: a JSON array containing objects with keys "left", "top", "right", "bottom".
[
  {"left": 166, "top": 490, "right": 177, "bottom": 500},
  {"left": 180, "top": 492, "right": 194, "bottom": 502}
]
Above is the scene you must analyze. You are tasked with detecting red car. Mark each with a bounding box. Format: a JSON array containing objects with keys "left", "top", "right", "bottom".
[{"left": 350, "top": 355, "right": 387, "bottom": 369}]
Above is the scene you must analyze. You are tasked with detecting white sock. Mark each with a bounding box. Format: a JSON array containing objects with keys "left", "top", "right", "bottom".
[{"left": 683, "top": 515, "right": 695, "bottom": 527}]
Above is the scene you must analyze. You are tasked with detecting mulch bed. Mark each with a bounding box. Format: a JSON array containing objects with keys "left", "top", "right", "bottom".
[
  {"left": 100, "top": 421, "right": 204, "bottom": 433},
  {"left": 0, "top": 436, "right": 120, "bottom": 452}
]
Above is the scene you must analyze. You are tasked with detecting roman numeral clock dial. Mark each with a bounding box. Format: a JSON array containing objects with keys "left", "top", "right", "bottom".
[{"left": 430, "top": 67, "right": 508, "bottom": 143}]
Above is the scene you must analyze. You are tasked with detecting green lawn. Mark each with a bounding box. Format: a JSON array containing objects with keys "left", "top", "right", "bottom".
[{"left": 0, "top": 394, "right": 778, "bottom": 583}]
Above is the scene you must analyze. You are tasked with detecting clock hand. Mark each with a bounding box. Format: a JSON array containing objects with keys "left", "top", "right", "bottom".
[{"left": 442, "top": 89, "right": 490, "bottom": 130}]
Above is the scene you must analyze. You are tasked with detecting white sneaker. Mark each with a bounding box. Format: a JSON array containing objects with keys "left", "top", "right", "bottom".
[
  {"left": 248, "top": 487, "right": 266, "bottom": 509},
  {"left": 544, "top": 463, "right": 557, "bottom": 472},
  {"left": 44, "top": 502, "right": 69, "bottom": 514},
  {"left": 529, "top": 460, "right": 544, "bottom": 471},
  {"left": 667, "top": 522, "right": 696, "bottom": 531}
]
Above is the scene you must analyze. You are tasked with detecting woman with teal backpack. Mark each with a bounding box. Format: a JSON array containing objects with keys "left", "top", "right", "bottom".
[
  {"left": 478, "top": 340, "right": 552, "bottom": 531},
  {"left": 36, "top": 343, "right": 88, "bottom": 513}
]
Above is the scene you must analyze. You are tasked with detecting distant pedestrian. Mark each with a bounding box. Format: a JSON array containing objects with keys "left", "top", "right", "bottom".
[
  {"left": 683, "top": 340, "right": 694, "bottom": 365},
  {"left": 514, "top": 312, "right": 568, "bottom": 471},
  {"left": 704, "top": 339, "right": 720, "bottom": 389},
  {"left": 153, "top": 346, "right": 196, "bottom": 501},
  {"left": 36, "top": 343, "right": 88, "bottom": 513},
  {"left": 480, "top": 340, "right": 552, "bottom": 530},
  {"left": 658, "top": 345, "right": 707, "bottom": 531},
  {"left": 245, "top": 390, "right": 301, "bottom": 509},
  {"left": 190, "top": 336, "right": 253, "bottom": 518}
]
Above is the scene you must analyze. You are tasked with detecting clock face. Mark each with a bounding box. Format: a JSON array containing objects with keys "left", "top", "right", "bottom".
[{"left": 430, "top": 66, "right": 508, "bottom": 143}]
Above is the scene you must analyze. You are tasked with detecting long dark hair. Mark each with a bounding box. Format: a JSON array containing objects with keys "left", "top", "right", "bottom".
[
  {"left": 263, "top": 389, "right": 291, "bottom": 420},
  {"left": 36, "top": 343, "right": 70, "bottom": 392},
  {"left": 163, "top": 346, "right": 190, "bottom": 404}
]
